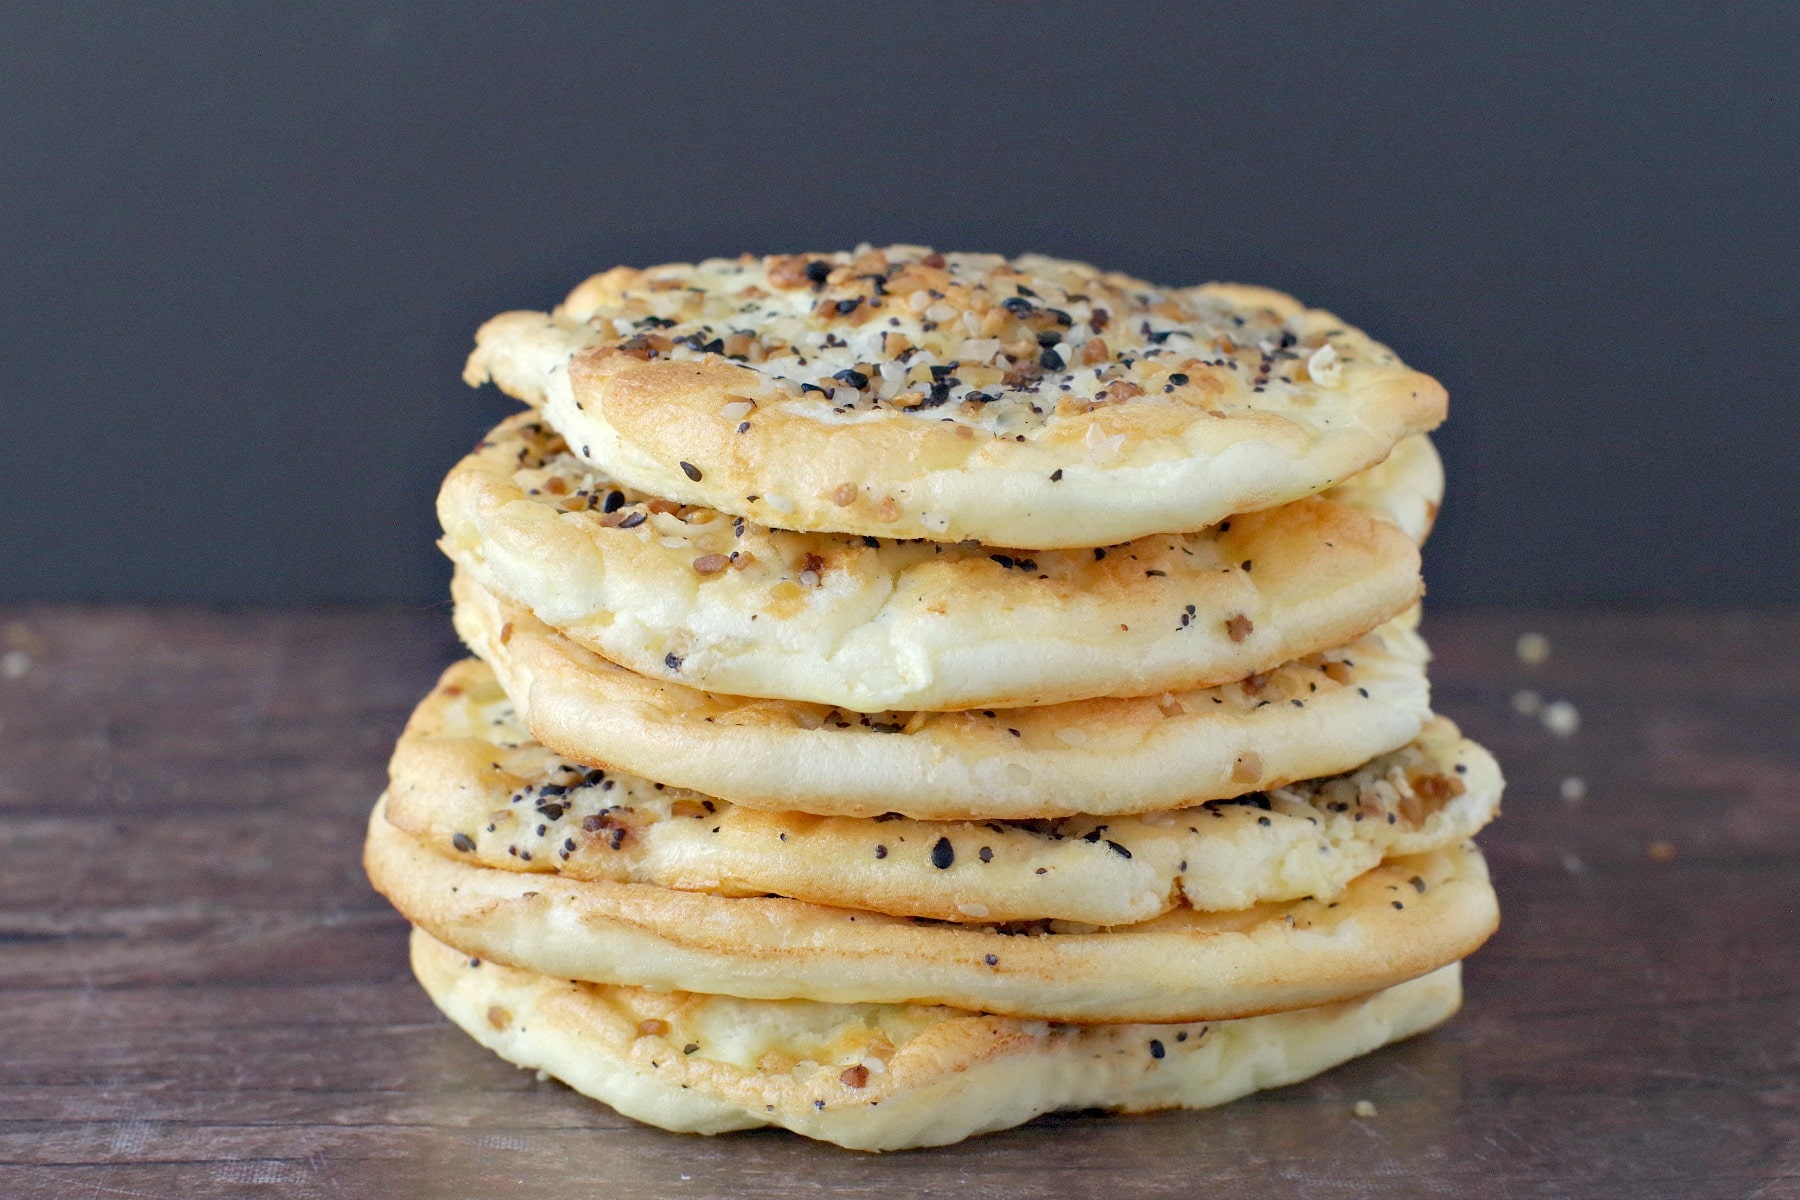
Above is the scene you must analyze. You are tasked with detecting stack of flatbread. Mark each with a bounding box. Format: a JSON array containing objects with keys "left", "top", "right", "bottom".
[{"left": 366, "top": 246, "right": 1501, "bottom": 1150}]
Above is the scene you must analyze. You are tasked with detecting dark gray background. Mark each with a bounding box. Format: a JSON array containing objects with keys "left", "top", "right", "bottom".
[{"left": 3, "top": 2, "right": 1794, "bottom": 606}]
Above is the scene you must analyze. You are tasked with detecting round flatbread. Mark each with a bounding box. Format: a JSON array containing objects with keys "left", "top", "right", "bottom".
[
  {"left": 413, "top": 927, "right": 1462, "bottom": 1151},
  {"left": 367, "top": 801, "right": 1497, "bottom": 1023},
  {"left": 388, "top": 659, "right": 1501, "bottom": 926},
  {"left": 463, "top": 246, "right": 1447, "bottom": 549},
  {"left": 453, "top": 572, "right": 1434, "bottom": 820},
  {"left": 440, "top": 413, "right": 1432, "bottom": 711}
]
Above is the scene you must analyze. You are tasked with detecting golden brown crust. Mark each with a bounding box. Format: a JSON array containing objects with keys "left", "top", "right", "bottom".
[
  {"left": 463, "top": 248, "right": 1447, "bottom": 547},
  {"left": 453, "top": 572, "right": 1436, "bottom": 820},
  {"left": 439, "top": 413, "right": 1428, "bottom": 711},
  {"left": 368, "top": 798, "right": 1498, "bottom": 1024}
]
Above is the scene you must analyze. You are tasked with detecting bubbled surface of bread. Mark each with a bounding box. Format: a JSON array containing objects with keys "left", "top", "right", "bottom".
[
  {"left": 453, "top": 572, "right": 1434, "bottom": 820},
  {"left": 388, "top": 659, "right": 1501, "bottom": 925},
  {"left": 412, "top": 928, "right": 1461, "bottom": 1151},
  {"left": 439, "top": 413, "right": 1431, "bottom": 711},
  {"left": 463, "top": 247, "right": 1447, "bottom": 548},
  {"left": 367, "top": 800, "right": 1497, "bottom": 1024}
]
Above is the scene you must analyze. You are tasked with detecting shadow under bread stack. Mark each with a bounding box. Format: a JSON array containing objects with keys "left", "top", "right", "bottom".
[{"left": 365, "top": 246, "right": 1502, "bottom": 1151}]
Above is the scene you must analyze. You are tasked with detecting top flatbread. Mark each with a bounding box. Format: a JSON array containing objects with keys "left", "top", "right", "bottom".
[{"left": 464, "top": 246, "right": 1446, "bottom": 548}]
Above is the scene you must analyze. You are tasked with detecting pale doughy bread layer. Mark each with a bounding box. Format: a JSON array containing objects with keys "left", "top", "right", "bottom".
[
  {"left": 464, "top": 247, "right": 1447, "bottom": 548},
  {"left": 413, "top": 928, "right": 1462, "bottom": 1151},
  {"left": 388, "top": 658, "right": 1502, "bottom": 925},
  {"left": 368, "top": 803, "right": 1498, "bottom": 1024},
  {"left": 454, "top": 573, "right": 1433, "bottom": 820},
  {"left": 440, "top": 413, "right": 1432, "bottom": 711}
]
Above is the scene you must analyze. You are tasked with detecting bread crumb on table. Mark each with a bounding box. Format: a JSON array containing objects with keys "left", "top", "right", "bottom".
[{"left": 1516, "top": 632, "right": 1551, "bottom": 664}]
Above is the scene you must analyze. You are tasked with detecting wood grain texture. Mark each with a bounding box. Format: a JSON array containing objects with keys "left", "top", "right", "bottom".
[{"left": 0, "top": 606, "right": 1795, "bottom": 1199}]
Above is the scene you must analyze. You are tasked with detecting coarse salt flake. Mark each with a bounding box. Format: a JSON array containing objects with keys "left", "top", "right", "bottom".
[{"left": 1308, "top": 343, "right": 1343, "bottom": 386}]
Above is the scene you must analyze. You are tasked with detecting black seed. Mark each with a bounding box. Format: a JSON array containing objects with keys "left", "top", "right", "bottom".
[
  {"left": 1149, "top": 1039, "right": 1165, "bottom": 1059},
  {"left": 930, "top": 837, "right": 955, "bottom": 869},
  {"left": 451, "top": 833, "right": 476, "bottom": 853},
  {"left": 874, "top": 845, "right": 887, "bottom": 859},
  {"left": 1168, "top": 373, "right": 1190, "bottom": 386},
  {"left": 835, "top": 298, "right": 860, "bottom": 315},
  {"left": 1050, "top": 469, "right": 1063, "bottom": 481},
  {"left": 1105, "top": 840, "right": 1132, "bottom": 859},
  {"left": 618, "top": 511, "right": 646, "bottom": 528},
  {"left": 664, "top": 652, "right": 683, "bottom": 671},
  {"left": 979, "top": 846, "right": 993, "bottom": 863},
  {"left": 804, "top": 260, "right": 831, "bottom": 284},
  {"left": 602, "top": 490, "right": 625, "bottom": 513},
  {"left": 985, "top": 954, "right": 999, "bottom": 966},
  {"left": 680, "top": 461, "right": 703, "bottom": 482},
  {"left": 1002, "top": 296, "right": 1034, "bottom": 315},
  {"left": 1039, "top": 348, "right": 1064, "bottom": 370},
  {"left": 833, "top": 368, "right": 870, "bottom": 389},
  {"left": 1036, "top": 330, "right": 1061, "bottom": 347}
]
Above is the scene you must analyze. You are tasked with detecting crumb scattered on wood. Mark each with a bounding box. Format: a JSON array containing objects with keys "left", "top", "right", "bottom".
[{"left": 1517, "top": 632, "right": 1551, "bottom": 664}]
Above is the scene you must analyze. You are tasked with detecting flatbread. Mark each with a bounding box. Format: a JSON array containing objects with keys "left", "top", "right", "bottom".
[
  {"left": 439, "top": 412, "right": 1431, "bottom": 711},
  {"left": 453, "top": 571, "right": 1434, "bottom": 820},
  {"left": 367, "top": 801, "right": 1497, "bottom": 1023},
  {"left": 463, "top": 246, "right": 1446, "bottom": 548},
  {"left": 412, "top": 927, "right": 1462, "bottom": 1151},
  {"left": 387, "top": 658, "right": 1502, "bottom": 925}
]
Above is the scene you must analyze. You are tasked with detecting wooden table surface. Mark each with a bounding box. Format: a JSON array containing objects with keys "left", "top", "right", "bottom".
[{"left": 1, "top": 605, "right": 1795, "bottom": 1199}]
